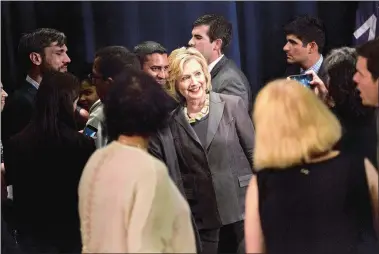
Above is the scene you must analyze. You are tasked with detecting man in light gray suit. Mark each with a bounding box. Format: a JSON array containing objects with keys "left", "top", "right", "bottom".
[{"left": 188, "top": 14, "right": 252, "bottom": 114}]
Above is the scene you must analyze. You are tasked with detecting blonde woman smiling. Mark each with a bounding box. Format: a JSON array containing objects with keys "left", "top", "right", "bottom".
[{"left": 149, "top": 47, "right": 255, "bottom": 254}]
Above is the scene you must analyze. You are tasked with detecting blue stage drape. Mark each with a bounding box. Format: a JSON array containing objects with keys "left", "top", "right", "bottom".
[{"left": 1, "top": 1, "right": 360, "bottom": 98}]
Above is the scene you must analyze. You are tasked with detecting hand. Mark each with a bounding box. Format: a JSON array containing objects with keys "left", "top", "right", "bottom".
[
  {"left": 78, "top": 130, "right": 84, "bottom": 134},
  {"left": 78, "top": 108, "right": 89, "bottom": 121},
  {"left": 305, "top": 70, "right": 329, "bottom": 102}
]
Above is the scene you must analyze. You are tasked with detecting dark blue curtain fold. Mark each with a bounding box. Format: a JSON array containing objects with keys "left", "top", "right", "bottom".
[{"left": 1, "top": 1, "right": 359, "bottom": 97}]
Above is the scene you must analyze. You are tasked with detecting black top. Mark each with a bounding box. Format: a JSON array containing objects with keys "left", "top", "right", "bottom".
[
  {"left": 257, "top": 152, "right": 378, "bottom": 254},
  {"left": 334, "top": 110, "right": 378, "bottom": 169},
  {"left": 3, "top": 123, "right": 96, "bottom": 252},
  {"left": 190, "top": 114, "right": 209, "bottom": 148},
  {"left": 1, "top": 80, "right": 37, "bottom": 143}
]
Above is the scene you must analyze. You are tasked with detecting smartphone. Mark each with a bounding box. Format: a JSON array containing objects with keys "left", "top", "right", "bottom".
[
  {"left": 83, "top": 125, "right": 98, "bottom": 138},
  {"left": 288, "top": 74, "right": 313, "bottom": 88}
]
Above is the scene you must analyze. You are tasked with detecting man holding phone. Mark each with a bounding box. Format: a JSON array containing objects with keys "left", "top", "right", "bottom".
[{"left": 84, "top": 46, "right": 140, "bottom": 148}]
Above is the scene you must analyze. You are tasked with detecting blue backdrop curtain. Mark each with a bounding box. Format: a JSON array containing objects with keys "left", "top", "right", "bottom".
[{"left": 1, "top": 1, "right": 359, "bottom": 98}]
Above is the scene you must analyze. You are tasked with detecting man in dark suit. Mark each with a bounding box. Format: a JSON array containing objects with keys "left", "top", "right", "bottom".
[
  {"left": 1, "top": 28, "right": 71, "bottom": 142},
  {"left": 188, "top": 14, "right": 252, "bottom": 114},
  {"left": 283, "top": 15, "right": 327, "bottom": 83},
  {"left": 353, "top": 37, "right": 379, "bottom": 169}
]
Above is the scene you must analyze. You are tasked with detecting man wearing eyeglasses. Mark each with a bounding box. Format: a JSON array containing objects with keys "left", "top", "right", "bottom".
[{"left": 84, "top": 46, "right": 140, "bottom": 148}]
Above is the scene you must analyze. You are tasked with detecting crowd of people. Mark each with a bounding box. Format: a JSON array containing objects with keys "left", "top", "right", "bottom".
[{"left": 1, "top": 13, "right": 379, "bottom": 254}]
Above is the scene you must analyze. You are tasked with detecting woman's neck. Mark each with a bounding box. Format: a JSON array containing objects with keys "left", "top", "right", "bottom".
[
  {"left": 186, "top": 95, "right": 206, "bottom": 115},
  {"left": 117, "top": 135, "right": 148, "bottom": 150}
]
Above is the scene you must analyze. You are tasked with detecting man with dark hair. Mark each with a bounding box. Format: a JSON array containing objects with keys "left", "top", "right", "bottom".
[
  {"left": 353, "top": 37, "right": 379, "bottom": 166},
  {"left": 283, "top": 15, "right": 327, "bottom": 81},
  {"left": 133, "top": 41, "right": 169, "bottom": 87},
  {"left": 85, "top": 45, "right": 140, "bottom": 148},
  {"left": 354, "top": 37, "right": 379, "bottom": 107},
  {"left": 188, "top": 14, "right": 252, "bottom": 113},
  {"left": 2, "top": 28, "right": 71, "bottom": 142},
  {"left": 324, "top": 47, "right": 377, "bottom": 168}
]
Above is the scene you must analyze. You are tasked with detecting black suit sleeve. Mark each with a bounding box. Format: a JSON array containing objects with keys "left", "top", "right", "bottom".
[
  {"left": 148, "top": 133, "right": 165, "bottom": 162},
  {"left": 3, "top": 138, "right": 16, "bottom": 186},
  {"left": 1, "top": 94, "right": 34, "bottom": 142}
]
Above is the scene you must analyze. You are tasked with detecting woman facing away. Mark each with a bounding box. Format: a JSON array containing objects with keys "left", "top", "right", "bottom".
[
  {"left": 78, "top": 69, "right": 196, "bottom": 253},
  {"left": 310, "top": 47, "right": 377, "bottom": 168},
  {"left": 3, "top": 71, "right": 96, "bottom": 253},
  {"left": 149, "top": 47, "right": 255, "bottom": 254},
  {"left": 245, "top": 79, "right": 379, "bottom": 254}
]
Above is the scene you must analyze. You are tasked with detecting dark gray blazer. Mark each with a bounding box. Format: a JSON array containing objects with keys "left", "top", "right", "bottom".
[
  {"left": 149, "top": 92, "right": 255, "bottom": 230},
  {"left": 210, "top": 56, "right": 252, "bottom": 114}
]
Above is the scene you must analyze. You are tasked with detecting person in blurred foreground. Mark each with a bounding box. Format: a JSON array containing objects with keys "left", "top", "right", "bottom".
[
  {"left": 78, "top": 69, "right": 196, "bottom": 253},
  {"left": 245, "top": 79, "right": 379, "bottom": 254}
]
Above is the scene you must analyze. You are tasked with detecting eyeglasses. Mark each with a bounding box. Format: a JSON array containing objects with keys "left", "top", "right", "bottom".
[{"left": 88, "top": 73, "right": 103, "bottom": 83}]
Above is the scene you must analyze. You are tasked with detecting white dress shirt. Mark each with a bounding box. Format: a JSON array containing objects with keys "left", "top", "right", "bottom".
[
  {"left": 208, "top": 54, "right": 225, "bottom": 73},
  {"left": 26, "top": 75, "right": 40, "bottom": 90}
]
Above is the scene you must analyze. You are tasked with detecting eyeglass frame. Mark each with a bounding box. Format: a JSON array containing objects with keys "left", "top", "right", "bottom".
[{"left": 88, "top": 73, "right": 105, "bottom": 84}]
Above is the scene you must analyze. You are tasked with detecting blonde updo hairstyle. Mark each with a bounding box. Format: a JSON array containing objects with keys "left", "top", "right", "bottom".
[
  {"left": 253, "top": 79, "right": 342, "bottom": 170},
  {"left": 167, "top": 47, "right": 212, "bottom": 103}
]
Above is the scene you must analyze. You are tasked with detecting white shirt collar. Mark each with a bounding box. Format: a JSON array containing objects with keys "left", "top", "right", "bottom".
[
  {"left": 208, "top": 54, "right": 224, "bottom": 73},
  {"left": 25, "top": 75, "right": 40, "bottom": 90}
]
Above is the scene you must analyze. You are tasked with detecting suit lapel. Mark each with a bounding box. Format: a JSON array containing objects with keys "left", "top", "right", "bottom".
[
  {"left": 210, "top": 56, "right": 228, "bottom": 79},
  {"left": 173, "top": 108, "right": 202, "bottom": 146},
  {"left": 22, "top": 81, "right": 38, "bottom": 104},
  {"left": 206, "top": 92, "right": 225, "bottom": 150}
]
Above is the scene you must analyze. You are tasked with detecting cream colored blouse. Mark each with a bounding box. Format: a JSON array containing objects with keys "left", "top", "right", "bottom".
[{"left": 78, "top": 141, "right": 196, "bottom": 253}]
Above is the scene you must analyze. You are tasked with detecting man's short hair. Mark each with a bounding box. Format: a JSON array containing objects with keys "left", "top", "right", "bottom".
[
  {"left": 284, "top": 15, "right": 325, "bottom": 53},
  {"left": 356, "top": 37, "right": 379, "bottom": 81},
  {"left": 94, "top": 46, "right": 140, "bottom": 79},
  {"left": 133, "top": 41, "right": 167, "bottom": 68},
  {"left": 193, "top": 14, "right": 232, "bottom": 53},
  {"left": 18, "top": 28, "right": 67, "bottom": 71}
]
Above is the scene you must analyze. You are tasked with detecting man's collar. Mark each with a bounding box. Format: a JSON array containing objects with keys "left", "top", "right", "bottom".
[
  {"left": 25, "top": 75, "right": 40, "bottom": 90},
  {"left": 301, "top": 55, "right": 323, "bottom": 74},
  {"left": 208, "top": 54, "right": 224, "bottom": 73}
]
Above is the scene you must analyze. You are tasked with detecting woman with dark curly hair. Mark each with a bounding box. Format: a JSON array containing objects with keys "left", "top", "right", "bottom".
[
  {"left": 308, "top": 47, "right": 377, "bottom": 168},
  {"left": 78, "top": 69, "right": 196, "bottom": 253},
  {"left": 324, "top": 47, "right": 377, "bottom": 167}
]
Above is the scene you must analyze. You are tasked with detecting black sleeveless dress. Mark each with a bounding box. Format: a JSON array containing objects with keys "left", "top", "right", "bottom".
[{"left": 257, "top": 152, "right": 378, "bottom": 254}]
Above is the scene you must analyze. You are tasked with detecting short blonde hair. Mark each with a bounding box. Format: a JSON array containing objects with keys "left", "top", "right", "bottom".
[
  {"left": 167, "top": 47, "right": 212, "bottom": 102},
  {"left": 253, "top": 79, "right": 342, "bottom": 170}
]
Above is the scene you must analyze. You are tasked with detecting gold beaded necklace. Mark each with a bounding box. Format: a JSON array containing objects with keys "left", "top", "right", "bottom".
[{"left": 183, "top": 94, "right": 210, "bottom": 124}]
